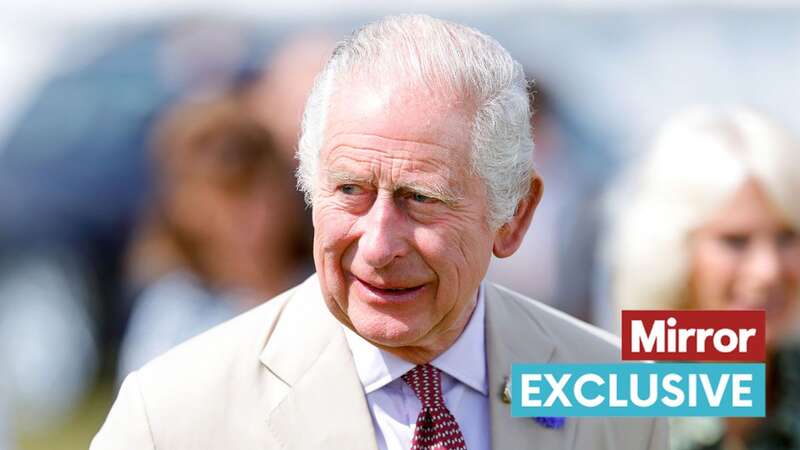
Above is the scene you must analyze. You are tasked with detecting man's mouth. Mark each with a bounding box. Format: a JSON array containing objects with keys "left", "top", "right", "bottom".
[{"left": 352, "top": 275, "right": 427, "bottom": 302}]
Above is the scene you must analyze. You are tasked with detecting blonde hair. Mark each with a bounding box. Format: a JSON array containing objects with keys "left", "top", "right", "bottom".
[{"left": 604, "top": 106, "right": 800, "bottom": 313}]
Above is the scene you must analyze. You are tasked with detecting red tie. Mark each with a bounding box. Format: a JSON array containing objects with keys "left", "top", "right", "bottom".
[{"left": 401, "top": 364, "right": 468, "bottom": 450}]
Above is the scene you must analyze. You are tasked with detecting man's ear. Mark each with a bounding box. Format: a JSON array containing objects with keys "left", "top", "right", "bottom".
[{"left": 493, "top": 175, "right": 543, "bottom": 258}]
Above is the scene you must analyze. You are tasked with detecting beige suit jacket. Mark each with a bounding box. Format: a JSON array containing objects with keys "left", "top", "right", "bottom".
[{"left": 91, "top": 275, "right": 668, "bottom": 449}]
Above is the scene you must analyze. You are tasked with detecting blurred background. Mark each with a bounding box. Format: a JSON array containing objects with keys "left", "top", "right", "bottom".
[{"left": 1, "top": 1, "right": 799, "bottom": 449}]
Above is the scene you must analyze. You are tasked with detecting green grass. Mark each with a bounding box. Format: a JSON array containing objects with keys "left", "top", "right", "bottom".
[{"left": 16, "top": 381, "right": 114, "bottom": 450}]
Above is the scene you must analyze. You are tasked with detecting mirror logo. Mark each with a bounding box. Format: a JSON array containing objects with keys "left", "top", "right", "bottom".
[{"left": 512, "top": 310, "right": 766, "bottom": 417}]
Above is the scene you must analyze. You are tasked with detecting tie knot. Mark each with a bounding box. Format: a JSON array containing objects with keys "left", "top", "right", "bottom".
[{"left": 402, "top": 364, "right": 444, "bottom": 408}]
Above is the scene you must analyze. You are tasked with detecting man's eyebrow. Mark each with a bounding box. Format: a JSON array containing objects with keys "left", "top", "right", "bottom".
[
  {"left": 325, "top": 171, "right": 373, "bottom": 185},
  {"left": 397, "top": 181, "right": 463, "bottom": 206},
  {"left": 323, "top": 170, "right": 463, "bottom": 206}
]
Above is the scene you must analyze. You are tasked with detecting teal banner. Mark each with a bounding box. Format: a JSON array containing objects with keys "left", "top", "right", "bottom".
[{"left": 511, "top": 363, "right": 765, "bottom": 417}]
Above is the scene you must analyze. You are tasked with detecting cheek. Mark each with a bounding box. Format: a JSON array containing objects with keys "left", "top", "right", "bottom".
[
  {"left": 783, "top": 247, "right": 800, "bottom": 289},
  {"left": 690, "top": 241, "right": 739, "bottom": 307},
  {"left": 313, "top": 206, "right": 350, "bottom": 271},
  {"left": 413, "top": 220, "right": 493, "bottom": 286}
]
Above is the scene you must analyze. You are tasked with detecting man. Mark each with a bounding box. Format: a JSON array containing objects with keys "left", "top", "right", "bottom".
[{"left": 92, "top": 15, "right": 667, "bottom": 450}]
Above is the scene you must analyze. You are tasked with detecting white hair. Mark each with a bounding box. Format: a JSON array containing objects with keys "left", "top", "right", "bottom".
[
  {"left": 296, "top": 14, "right": 534, "bottom": 228},
  {"left": 604, "top": 106, "right": 800, "bottom": 313}
]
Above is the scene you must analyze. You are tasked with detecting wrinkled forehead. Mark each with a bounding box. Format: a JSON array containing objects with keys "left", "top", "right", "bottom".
[{"left": 318, "top": 76, "right": 479, "bottom": 196}]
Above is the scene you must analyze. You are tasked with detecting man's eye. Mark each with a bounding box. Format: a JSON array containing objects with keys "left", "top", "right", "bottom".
[
  {"left": 409, "top": 192, "right": 436, "bottom": 204},
  {"left": 339, "top": 184, "right": 363, "bottom": 195}
]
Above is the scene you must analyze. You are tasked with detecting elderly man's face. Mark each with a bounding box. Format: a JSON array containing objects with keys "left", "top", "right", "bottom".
[{"left": 312, "top": 79, "right": 496, "bottom": 361}]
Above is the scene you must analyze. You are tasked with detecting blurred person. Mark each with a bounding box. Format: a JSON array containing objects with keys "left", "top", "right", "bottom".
[
  {"left": 244, "top": 32, "right": 335, "bottom": 165},
  {"left": 117, "top": 93, "right": 307, "bottom": 382},
  {"left": 487, "top": 83, "right": 607, "bottom": 322},
  {"left": 93, "top": 15, "right": 666, "bottom": 450},
  {"left": 241, "top": 32, "right": 336, "bottom": 269},
  {"left": 604, "top": 107, "right": 800, "bottom": 449}
]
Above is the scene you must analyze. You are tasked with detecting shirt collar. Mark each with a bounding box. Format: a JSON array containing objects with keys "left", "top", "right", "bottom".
[{"left": 342, "top": 284, "right": 487, "bottom": 396}]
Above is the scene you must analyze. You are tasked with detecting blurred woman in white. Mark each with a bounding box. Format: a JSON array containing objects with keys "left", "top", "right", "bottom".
[{"left": 604, "top": 107, "right": 800, "bottom": 450}]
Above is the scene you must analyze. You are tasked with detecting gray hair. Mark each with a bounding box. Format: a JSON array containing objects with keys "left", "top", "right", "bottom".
[
  {"left": 296, "top": 14, "right": 534, "bottom": 229},
  {"left": 604, "top": 106, "right": 800, "bottom": 314}
]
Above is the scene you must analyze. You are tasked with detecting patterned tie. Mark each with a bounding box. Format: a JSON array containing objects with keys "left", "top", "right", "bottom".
[{"left": 401, "top": 364, "right": 468, "bottom": 450}]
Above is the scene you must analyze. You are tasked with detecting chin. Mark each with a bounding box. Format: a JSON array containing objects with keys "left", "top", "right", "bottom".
[{"left": 348, "top": 306, "right": 431, "bottom": 347}]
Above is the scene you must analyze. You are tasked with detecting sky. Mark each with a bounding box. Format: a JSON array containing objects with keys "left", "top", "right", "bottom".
[{"left": 1, "top": 0, "right": 798, "bottom": 148}]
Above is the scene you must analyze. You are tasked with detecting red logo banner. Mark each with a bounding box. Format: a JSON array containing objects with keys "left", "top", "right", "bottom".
[{"left": 621, "top": 310, "right": 766, "bottom": 362}]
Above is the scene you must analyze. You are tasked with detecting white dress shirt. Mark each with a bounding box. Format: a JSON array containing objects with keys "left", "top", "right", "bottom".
[{"left": 343, "top": 285, "right": 489, "bottom": 450}]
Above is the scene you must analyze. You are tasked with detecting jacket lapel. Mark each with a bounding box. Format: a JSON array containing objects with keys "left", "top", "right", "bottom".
[
  {"left": 261, "top": 277, "right": 577, "bottom": 449},
  {"left": 485, "top": 282, "right": 577, "bottom": 449},
  {"left": 262, "top": 276, "right": 378, "bottom": 450}
]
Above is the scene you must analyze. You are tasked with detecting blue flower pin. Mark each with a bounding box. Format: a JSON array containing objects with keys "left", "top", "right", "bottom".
[
  {"left": 502, "top": 377, "right": 566, "bottom": 430},
  {"left": 533, "top": 416, "right": 566, "bottom": 429}
]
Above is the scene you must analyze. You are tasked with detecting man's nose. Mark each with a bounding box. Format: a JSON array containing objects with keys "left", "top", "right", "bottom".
[{"left": 358, "top": 193, "right": 410, "bottom": 269}]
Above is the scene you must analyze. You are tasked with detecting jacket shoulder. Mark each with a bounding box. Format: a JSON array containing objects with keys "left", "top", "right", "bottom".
[
  {"left": 485, "top": 283, "right": 668, "bottom": 450},
  {"left": 121, "top": 284, "right": 300, "bottom": 447},
  {"left": 138, "top": 283, "right": 295, "bottom": 379},
  {"left": 488, "top": 282, "right": 621, "bottom": 362}
]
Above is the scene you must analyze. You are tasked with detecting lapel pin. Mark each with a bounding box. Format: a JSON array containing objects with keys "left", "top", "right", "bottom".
[
  {"left": 501, "top": 376, "right": 512, "bottom": 404},
  {"left": 502, "top": 376, "right": 566, "bottom": 429}
]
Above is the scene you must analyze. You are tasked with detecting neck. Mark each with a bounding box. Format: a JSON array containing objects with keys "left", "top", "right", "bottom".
[{"left": 380, "top": 343, "right": 452, "bottom": 366}]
